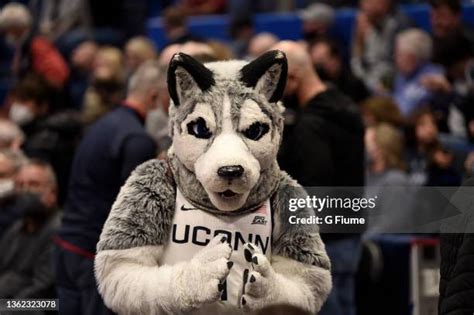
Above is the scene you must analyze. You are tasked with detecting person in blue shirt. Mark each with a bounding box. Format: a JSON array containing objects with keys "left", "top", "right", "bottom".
[
  {"left": 54, "top": 61, "right": 161, "bottom": 315},
  {"left": 393, "top": 28, "right": 445, "bottom": 117}
]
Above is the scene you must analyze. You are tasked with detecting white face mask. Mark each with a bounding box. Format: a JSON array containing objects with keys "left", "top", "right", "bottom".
[
  {"left": 0, "top": 178, "right": 14, "bottom": 198},
  {"left": 9, "top": 103, "right": 34, "bottom": 126}
]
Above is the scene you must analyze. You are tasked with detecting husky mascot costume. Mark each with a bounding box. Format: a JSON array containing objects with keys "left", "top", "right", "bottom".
[{"left": 95, "top": 50, "right": 332, "bottom": 314}]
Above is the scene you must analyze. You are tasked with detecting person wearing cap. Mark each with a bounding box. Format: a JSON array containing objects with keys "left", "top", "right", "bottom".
[{"left": 299, "top": 3, "right": 335, "bottom": 42}]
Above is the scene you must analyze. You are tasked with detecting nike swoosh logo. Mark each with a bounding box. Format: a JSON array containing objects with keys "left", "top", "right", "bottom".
[{"left": 181, "top": 205, "right": 198, "bottom": 211}]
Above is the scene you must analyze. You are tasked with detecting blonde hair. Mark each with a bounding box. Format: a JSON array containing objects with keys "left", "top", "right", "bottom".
[
  {"left": 374, "top": 123, "right": 406, "bottom": 170},
  {"left": 362, "top": 96, "right": 403, "bottom": 127},
  {"left": 94, "top": 46, "right": 125, "bottom": 81},
  {"left": 125, "top": 36, "right": 157, "bottom": 61}
]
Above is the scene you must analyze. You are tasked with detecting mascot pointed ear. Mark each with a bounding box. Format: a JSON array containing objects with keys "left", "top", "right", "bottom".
[
  {"left": 240, "top": 50, "right": 288, "bottom": 103},
  {"left": 167, "top": 53, "right": 215, "bottom": 106}
]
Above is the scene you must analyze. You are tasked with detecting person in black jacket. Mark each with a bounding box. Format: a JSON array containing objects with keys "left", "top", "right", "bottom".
[
  {"left": 274, "top": 41, "right": 365, "bottom": 315},
  {"left": 9, "top": 75, "right": 82, "bottom": 205},
  {"left": 275, "top": 41, "right": 365, "bottom": 188},
  {"left": 439, "top": 177, "right": 474, "bottom": 315},
  {"left": 55, "top": 61, "right": 160, "bottom": 315},
  {"left": 0, "top": 159, "right": 60, "bottom": 300},
  {"left": 0, "top": 149, "right": 27, "bottom": 237}
]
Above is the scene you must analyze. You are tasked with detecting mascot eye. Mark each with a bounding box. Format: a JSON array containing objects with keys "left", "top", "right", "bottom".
[
  {"left": 243, "top": 122, "right": 269, "bottom": 141},
  {"left": 187, "top": 117, "right": 212, "bottom": 139}
]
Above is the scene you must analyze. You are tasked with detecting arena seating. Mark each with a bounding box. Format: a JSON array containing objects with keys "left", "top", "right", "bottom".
[{"left": 147, "top": 3, "right": 474, "bottom": 49}]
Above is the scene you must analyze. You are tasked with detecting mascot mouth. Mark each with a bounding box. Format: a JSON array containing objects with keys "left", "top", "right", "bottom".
[
  {"left": 219, "top": 189, "right": 238, "bottom": 198},
  {"left": 204, "top": 187, "right": 250, "bottom": 211}
]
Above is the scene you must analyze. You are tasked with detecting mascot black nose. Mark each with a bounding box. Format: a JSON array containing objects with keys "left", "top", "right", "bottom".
[{"left": 218, "top": 165, "right": 244, "bottom": 179}]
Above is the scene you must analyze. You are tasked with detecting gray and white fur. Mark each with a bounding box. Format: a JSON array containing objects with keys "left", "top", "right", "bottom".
[{"left": 95, "top": 51, "right": 332, "bottom": 314}]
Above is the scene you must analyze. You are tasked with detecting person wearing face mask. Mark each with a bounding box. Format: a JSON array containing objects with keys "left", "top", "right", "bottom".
[
  {"left": 0, "top": 149, "right": 29, "bottom": 236},
  {"left": 9, "top": 75, "right": 82, "bottom": 205},
  {"left": 55, "top": 61, "right": 158, "bottom": 315},
  {"left": 0, "top": 159, "right": 60, "bottom": 299},
  {"left": 0, "top": 3, "right": 69, "bottom": 89},
  {"left": 8, "top": 76, "right": 50, "bottom": 129}
]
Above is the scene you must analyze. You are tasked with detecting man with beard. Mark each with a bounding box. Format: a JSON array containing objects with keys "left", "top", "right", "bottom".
[
  {"left": 274, "top": 41, "right": 365, "bottom": 315},
  {"left": 0, "top": 159, "right": 59, "bottom": 299},
  {"left": 310, "top": 37, "right": 369, "bottom": 104}
]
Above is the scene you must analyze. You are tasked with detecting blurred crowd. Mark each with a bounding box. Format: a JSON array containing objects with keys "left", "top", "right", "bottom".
[{"left": 0, "top": 0, "right": 473, "bottom": 314}]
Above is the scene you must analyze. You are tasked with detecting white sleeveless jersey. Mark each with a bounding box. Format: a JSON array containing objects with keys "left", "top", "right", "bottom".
[{"left": 160, "top": 189, "right": 272, "bottom": 314}]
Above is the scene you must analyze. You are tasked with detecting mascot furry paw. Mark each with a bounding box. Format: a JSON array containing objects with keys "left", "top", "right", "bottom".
[{"left": 95, "top": 50, "right": 332, "bottom": 314}]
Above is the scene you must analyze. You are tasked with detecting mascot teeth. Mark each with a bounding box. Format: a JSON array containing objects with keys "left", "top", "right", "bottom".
[{"left": 95, "top": 50, "right": 332, "bottom": 315}]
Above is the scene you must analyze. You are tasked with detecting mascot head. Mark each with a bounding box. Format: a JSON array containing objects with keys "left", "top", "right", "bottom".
[{"left": 167, "top": 50, "right": 287, "bottom": 213}]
